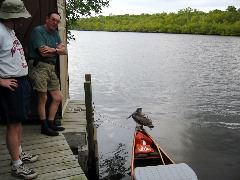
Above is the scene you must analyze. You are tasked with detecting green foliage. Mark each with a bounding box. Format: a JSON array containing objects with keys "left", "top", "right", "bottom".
[
  {"left": 226, "top": 6, "right": 237, "bottom": 12},
  {"left": 66, "top": 0, "right": 110, "bottom": 41},
  {"left": 73, "top": 6, "right": 240, "bottom": 36}
]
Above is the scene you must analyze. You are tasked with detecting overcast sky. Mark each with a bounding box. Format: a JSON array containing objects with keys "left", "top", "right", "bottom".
[{"left": 101, "top": 0, "right": 239, "bottom": 15}]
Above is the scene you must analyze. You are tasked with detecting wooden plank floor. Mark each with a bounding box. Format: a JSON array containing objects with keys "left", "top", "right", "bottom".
[{"left": 0, "top": 100, "right": 88, "bottom": 180}]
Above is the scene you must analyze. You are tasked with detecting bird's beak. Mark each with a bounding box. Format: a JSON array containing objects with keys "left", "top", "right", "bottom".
[{"left": 127, "top": 114, "right": 132, "bottom": 119}]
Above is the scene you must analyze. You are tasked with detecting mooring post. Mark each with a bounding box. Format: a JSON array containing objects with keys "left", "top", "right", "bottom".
[
  {"left": 85, "top": 74, "right": 91, "bottom": 82},
  {"left": 84, "top": 74, "right": 99, "bottom": 179},
  {"left": 84, "top": 78, "right": 92, "bottom": 122}
]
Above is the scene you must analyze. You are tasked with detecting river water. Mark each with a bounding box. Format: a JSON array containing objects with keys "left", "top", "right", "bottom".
[{"left": 68, "top": 31, "right": 240, "bottom": 180}]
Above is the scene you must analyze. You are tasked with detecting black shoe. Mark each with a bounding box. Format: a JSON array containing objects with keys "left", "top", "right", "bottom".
[
  {"left": 51, "top": 125, "right": 65, "bottom": 131},
  {"left": 41, "top": 125, "right": 59, "bottom": 136},
  {"left": 47, "top": 120, "right": 65, "bottom": 131}
]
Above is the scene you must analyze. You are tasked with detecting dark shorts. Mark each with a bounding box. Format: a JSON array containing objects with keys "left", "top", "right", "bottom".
[{"left": 0, "top": 77, "right": 31, "bottom": 124}]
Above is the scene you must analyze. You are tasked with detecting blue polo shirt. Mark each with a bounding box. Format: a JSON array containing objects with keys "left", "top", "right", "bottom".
[{"left": 28, "top": 25, "right": 61, "bottom": 64}]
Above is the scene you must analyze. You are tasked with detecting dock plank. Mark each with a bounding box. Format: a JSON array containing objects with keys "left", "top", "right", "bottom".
[{"left": 0, "top": 100, "right": 88, "bottom": 180}]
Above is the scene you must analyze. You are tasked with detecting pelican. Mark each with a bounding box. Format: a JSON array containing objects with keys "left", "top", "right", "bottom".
[{"left": 128, "top": 108, "right": 154, "bottom": 129}]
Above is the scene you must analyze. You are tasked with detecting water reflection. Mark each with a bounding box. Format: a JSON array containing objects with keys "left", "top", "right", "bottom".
[
  {"left": 181, "top": 120, "right": 240, "bottom": 180},
  {"left": 99, "top": 143, "right": 130, "bottom": 180}
]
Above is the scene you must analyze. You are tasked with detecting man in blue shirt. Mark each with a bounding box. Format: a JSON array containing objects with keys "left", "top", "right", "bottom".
[{"left": 28, "top": 12, "right": 67, "bottom": 136}]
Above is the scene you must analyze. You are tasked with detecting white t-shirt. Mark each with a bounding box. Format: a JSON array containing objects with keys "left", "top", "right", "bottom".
[{"left": 0, "top": 22, "right": 28, "bottom": 78}]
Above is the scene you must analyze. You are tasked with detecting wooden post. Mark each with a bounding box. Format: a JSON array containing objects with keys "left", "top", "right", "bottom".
[
  {"left": 84, "top": 81, "right": 92, "bottom": 122},
  {"left": 84, "top": 74, "right": 99, "bottom": 180},
  {"left": 85, "top": 74, "right": 91, "bottom": 82},
  {"left": 84, "top": 74, "right": 92, "bottom": 123}
]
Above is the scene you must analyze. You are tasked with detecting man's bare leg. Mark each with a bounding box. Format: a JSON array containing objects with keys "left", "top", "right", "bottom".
[
  {"left": 6, "top": 123, "right": 21, "bottom": 161},
  {"left": 47, "top": 90, "right": 65, "bottom": 131},
  {"left": 37, "top": 91, "right": 59, "bottom": 136}
]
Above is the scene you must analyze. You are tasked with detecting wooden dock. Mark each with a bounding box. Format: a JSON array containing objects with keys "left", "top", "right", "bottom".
[{"left": 0, "top": 100, "right": 88, "bottom": 180}]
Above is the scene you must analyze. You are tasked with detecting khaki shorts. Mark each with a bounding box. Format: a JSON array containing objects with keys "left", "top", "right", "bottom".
[{"left": 29, "top": 61, "right": 60, "bottom": 92}]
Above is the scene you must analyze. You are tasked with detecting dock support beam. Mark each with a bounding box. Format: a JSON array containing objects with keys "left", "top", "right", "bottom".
[{"left": 84, "top": 74, "right": 99, "bottom": 180}]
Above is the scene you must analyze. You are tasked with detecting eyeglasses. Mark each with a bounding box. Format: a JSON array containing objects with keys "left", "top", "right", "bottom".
[{"left": 49, "top": 17, "right": 60, "bottom": 24}]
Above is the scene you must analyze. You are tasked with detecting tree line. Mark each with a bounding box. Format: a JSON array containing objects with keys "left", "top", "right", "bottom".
[
  {"left": 72, "top": 6, "right": 240, "bottom": 36},
  {"left": 66, "top": 0, "right": 110, "bottom": 40}
]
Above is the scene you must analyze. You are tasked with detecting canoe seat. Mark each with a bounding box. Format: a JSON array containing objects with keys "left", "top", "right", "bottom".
[
  {"left": 134, "top": 163, "right": 198, "bottom": 180},
  {"left": 135, "top": 151, "right": 159, "bottom": 158}
]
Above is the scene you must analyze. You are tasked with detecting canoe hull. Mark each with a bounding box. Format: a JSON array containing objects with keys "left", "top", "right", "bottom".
[{"left": 131, "top": 127, "right": 174, "bottom": 180}]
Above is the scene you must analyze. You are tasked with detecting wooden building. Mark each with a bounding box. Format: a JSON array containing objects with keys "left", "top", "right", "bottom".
[{"left": 14, "top": 0, "right": 69, "bottom": 118}]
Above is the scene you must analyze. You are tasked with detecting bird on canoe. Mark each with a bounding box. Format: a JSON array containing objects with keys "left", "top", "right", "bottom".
[{"left": 127, "top": 108, "right": 154, "bottom": 129}]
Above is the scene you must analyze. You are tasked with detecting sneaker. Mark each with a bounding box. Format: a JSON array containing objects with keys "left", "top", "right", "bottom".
[
  {"left": 20, "top": 152, "right": 39, "bottom": 163},
  {"left": 11, "top": 163, "right": 38, "bottom": 179}
]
